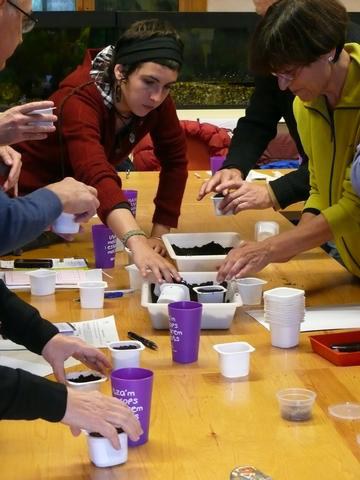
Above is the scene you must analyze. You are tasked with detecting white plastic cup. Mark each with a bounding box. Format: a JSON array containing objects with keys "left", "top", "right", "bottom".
[
  {"left": 236, "top": 277, "right": 267, "bottom": 305},
  {"left": 66, "top": 370, "right": 107, "bottom": 392},
  {"left": 29, "top": 269, "right": 56, "bottom": 296},
  {"left": 255, "top": 221, "right": 279, "bottom": 241},
  {"left": 78, "top": 281, "right": 108, "bottom": 309},
  {"left": 269, "top": 321, "right": 300, "bottom": 348},
  {"left": 108, "top": 340, "right": 145, "bottom": 369},
  {"left": 86, "top": 430, "right": 128, "bottom": 468},
  {"left": 213, "top": 341, "right": 255, "bottom": 378},
  {"left": 157, "top": 283, "right": 190, "bottom": 304},
  {"left": 28, "top": 107, "right": 55, "bottom": 127},
  {"left": 193, "top": 285, "right": 227, "bottom": 303},
  {"left": 211, "top": 195, "right": 233, "bottom": 216},
  {"left": 52, "top": 212, "right": 80, "bottom": 235}
]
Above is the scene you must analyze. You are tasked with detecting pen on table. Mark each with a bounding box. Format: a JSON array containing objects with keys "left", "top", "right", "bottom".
[
  {"left": 330, "top": 342, "right": 360, "bottom": 352},
  {"left": 128, "top": 331, "right": 158, "bottom": 350},
  {"left": 75, "top": 289, "right": 134, "bottom": 301}
]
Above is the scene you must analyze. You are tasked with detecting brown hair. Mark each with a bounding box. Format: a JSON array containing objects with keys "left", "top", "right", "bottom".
[
  {"left": 249, "top": 0, "right": 348, "bottom": 75},
  {"left": 106, "top": 19, "right": 183, "bottom": 86}
]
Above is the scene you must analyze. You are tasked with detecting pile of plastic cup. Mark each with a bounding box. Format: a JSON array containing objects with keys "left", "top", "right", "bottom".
[{"left": 263, "top": 287, "right": 305, "bottom": 348}]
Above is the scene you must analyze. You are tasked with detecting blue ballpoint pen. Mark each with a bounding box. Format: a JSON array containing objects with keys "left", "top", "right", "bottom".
[{"left": 104, "top": 291, "right": 124, "bottom": 299}]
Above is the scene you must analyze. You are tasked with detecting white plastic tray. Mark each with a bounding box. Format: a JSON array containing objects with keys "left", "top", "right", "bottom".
[
  {"left": 162, "top": 232, "right": 241, "bottom": 271},
  {"left": 141, "top": 272, "right": 242, "bottom": 330}
]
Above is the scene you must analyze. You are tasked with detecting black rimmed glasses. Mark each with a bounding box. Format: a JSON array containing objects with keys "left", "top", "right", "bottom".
[{"left": 7, "top": 0, "right": 38, "bottom": 33}]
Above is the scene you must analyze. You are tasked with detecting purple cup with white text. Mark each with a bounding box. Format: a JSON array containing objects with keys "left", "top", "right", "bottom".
[
  {"left": 168, "top": 301, "right": 202, "bottom": 364},
  {"left": 123, "top": 189, "right": 138, "bottom": 218},
  {"left": 91, "top": 224, "right": 117, "bottom": 268},
  {"left": 210, "top": 155, "right": 226, "bottom": 175},
  {"left": 111, "top": 368, "right": 154, "bottom": 447}
]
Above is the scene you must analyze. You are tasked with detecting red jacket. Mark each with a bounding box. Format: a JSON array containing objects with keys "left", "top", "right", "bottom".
[{"left": 16, "top": 49, "right": 188, "bottom": 228}]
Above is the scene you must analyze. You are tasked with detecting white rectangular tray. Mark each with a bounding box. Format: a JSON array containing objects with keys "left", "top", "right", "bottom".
[
  {"left": 141, "top": 272, "right": 242, "bottom": 330},
  {"left": 162, "top": 232, "right": 241, "bottom": 271}
]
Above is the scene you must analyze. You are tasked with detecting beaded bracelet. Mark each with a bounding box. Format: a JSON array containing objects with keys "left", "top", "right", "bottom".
[{"left": 122, "top": 229, "right": 147, "bottom": 247}]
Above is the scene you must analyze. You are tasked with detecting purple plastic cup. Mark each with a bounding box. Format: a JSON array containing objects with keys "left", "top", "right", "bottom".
[
  {"left": 168, "top": 301, "right": 202, "bottom": 364},
  {"left": 210, "top": 155, "right": 226, "bottom": 175},
  {"left": 123, "top": 189, "right": 138, "bottom": 218},
  {"left": 91, "top": 224, "right": 117, "bottom": 268},
  {"left": 111, "top": 368, "right": 154, "bottom": 447}
]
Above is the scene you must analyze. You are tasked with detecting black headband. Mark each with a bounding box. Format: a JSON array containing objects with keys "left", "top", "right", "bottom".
[{"left": 115, "top": 37, "right": 183, "bottom": 66}]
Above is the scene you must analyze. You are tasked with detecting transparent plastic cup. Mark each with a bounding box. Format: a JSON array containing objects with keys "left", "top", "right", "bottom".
[
  {"left": 28, "top": 106, "right": 55, "bottom": 127},
  {"left": 255, "top": 221, "right": 279, "bottom": 241},
  {"left": 277, "top": 388, "right": 316, "bottom": 421}
]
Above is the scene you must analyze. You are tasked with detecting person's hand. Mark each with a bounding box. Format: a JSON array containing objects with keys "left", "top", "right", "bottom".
[
  {"left": 147, "top": 236, "right": 167, "bottom": 256},
  {"left": 0, "top": 101, "right": 57, "bottom": 145},
  {"left": 45, "top": 177, "right": 100, "bottom": 222},
  {"left": 218, "top": 181, "right": 273, "bottom": 214},
  {"left": 62, "top": 389, "right": 143, "bottom": 449},
  {"left": 217, "top": 240, "right": 273, "bottom": 281},
  {"left": 41, "top": 334, "right": 111, "bottom": 383},
  {"left": 129, "top": 235, "right": 180, "bottom": 283},
  {"left": 197, "top": 168, "right": 243, "bottom": 200},
  {"left": 0, "top": 146, "right": 22, "bottom": 191}
]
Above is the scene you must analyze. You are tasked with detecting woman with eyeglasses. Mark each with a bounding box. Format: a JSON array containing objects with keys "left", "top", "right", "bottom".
[
  {"left": 16, "top": 19, "right": 187, "bottom": 283},
  {"left": 216, "top": 0, "right": 360, "bottom": 282}
]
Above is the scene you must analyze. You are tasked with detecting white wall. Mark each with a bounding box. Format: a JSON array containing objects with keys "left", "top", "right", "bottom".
[{"left": 207, "top": 0, "right": 360, "bottom": 12}]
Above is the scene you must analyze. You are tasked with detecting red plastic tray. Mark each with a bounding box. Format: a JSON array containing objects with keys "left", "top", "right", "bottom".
[{"left": 310, "top": 330, "right": 360, "bottom": 366}]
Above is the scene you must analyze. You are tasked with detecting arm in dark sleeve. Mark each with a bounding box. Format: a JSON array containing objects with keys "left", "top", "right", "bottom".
[
  {"left": 0, "top": 281, "right": 59, "bottom": 354},
  {"left": 268, "top": 159, "right": 310, "bottom": 209},
  {"left": 0, "top": 188, "right": 62, "bottom": 255},
  {"left": 0, "top": 366, "right": 67, "bottom": 422},
  {"left": 222, "top": 75, "right": 282, "bottom": 177}
]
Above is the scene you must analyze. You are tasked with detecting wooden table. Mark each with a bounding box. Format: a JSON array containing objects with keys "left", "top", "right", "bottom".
[{"left": 2, "top": 172, "right": 360, "bottom": 480}]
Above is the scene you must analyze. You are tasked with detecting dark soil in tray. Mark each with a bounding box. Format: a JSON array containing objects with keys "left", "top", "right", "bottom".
[
  {"left": 171, "top": 241, "right": 232, "bottom": 256},
  {"left": 69, "top": 373, "right": 102, "bottom": 383},
  {"left": 150, "top": 279, "right": 228, "bottom": 303}
]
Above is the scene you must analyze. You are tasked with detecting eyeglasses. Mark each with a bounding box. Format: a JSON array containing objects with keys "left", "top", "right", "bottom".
[
  {"left": 271, "top": 66, "right": 303, "bottom": 84},
  {"left": 7, "top": 0, "right": 38, "bottom": 34}
]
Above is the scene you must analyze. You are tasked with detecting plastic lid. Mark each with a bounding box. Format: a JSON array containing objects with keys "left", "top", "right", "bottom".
[{"left": 328, "top": 402, "right": 360, "bottom": 420}]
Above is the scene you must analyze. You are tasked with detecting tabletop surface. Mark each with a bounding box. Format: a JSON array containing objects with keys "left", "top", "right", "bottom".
[{"left": 2, "top": 171, "right": 360, "bottom": 480}]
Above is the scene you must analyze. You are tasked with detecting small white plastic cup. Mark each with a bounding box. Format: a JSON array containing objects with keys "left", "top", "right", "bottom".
[
  {"left": 236, "top": 277, "right": 267, "bottom": 305},
  {"left": 193, "top": 285, "right": 227, "bottom": 303},
  {"left": 211, "top": 195, "right": 233, "bottom": 216},
  {"left": 86, "top": 430, "right": 128, "bottom": 468},
  {"left": 213, "top": 341, "right": 255, "bottom": 378},
  {"left": 78, "top": 281, "right": 108, "bottom": 309},
  {"left": 269, "top": 321, "right": 300, "bottom": 348},
  {"left": 255, "top": 221, "right": 279, "bottom": 241},
  {"left": 277, "top": 388, "right": 316, "bottom": 422},
  {"left": 52, "top": 212, "right": 80, "bottom": 235},
  {"left": 157, "top": 283, "right": 190, "bottom": 304},
  {"left": 66, "top": 370, "right": 107, "bottom": 392},
  {"left": 28, "top": 107, "right": 55, "bottom": 127},
  {"left": 29, "top": 269, "right": 56, "bottom": 296},
  {"left": 108, "top": 340, "right": 145, "bottom": 369}
]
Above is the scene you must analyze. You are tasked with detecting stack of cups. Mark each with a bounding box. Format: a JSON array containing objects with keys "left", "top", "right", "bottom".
[{"left": 263, "top": 287, "right": 305, "bottom": 348}]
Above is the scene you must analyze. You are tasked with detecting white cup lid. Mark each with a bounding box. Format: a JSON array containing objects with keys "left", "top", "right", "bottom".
[{"left": 328, "top": 402, "right": 360, "bottom": 420}]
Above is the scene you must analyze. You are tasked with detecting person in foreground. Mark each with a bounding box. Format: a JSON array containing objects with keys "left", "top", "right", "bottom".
[
  {"left": 217, "top": 0, "right": 360, "bottom": 282},
  {"left": 16, "top": 18, "right": 188, "bottom": 283},
  {"left": 0, "top": 0, "right": 142, "bottom": 448},
  {"left": 197, "top": 0, "right": 360, "bottom": 214}
]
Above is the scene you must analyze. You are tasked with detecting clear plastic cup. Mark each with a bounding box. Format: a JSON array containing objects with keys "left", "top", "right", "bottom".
[
  {"left": 277, "top": 388, "right": 316, "bottom": 421},
  {"left": 255, "top": 221, "right": 279, "bottom": 241},
  {"left": 28, "top": 106, "right": 56, "bottom": 127}
]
